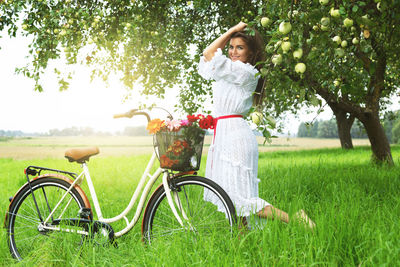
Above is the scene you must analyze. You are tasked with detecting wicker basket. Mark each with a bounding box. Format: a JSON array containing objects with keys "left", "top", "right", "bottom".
[{"left": 153, "top": 129, "right": 205, "bottom": 171}]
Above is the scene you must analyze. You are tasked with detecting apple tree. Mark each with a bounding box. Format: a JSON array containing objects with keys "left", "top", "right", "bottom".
[
  {"left": 1, "top": 0, "right": 399, "bottom": 164},
  {"left": 251, "top": 0, "right": 400, "bottom": 164}
]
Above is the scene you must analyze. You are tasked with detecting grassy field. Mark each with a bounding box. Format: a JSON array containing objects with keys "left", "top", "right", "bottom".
[
  {"left": 1, "top": 137, "right": 399, "bottom": 266},
  {"left": 0, "top": 136, "right": 371, "bottom": 159}
]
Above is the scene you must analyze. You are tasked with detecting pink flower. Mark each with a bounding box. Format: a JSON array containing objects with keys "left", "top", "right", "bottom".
[
  {"left": 180, "top": 119, "right": 190, "bottom": 126},
  {"left": 164, "top": 119, "right": 182, "bottom": 131}
]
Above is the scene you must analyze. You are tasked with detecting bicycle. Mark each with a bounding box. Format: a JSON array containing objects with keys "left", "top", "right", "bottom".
[{"left": 4, "top": 109, "right": 237, "bottom": 261}]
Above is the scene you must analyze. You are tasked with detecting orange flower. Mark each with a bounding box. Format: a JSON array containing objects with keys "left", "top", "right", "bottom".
[
  {"left": 172, "top": 145, "right": 184, "bottom": 156},
  {"left": 147, "top": 119, "right": 164, "bottom": 134},
  {"left": 182, "top": 141, "right": 190, "bottom": 148},
  {"left": 160, "top": 155, "right": 179, "bottom": 168}
]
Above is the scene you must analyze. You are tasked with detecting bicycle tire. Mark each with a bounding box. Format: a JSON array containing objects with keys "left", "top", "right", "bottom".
[
  {"left": 6, "top": 177, "right": 91, "bottom": 261},
  {"left": 142, "top": 175, "right": 237, "bottom": 243}
]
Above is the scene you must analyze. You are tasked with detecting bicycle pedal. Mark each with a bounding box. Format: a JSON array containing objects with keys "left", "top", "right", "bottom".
[{"left": 78, "top": 208, "right": 92, "bottom": 219}]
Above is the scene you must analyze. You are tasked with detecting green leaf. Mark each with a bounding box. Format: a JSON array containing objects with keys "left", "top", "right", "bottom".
[{"left": 352, "top": 5, "right": 359, "bottom": 12}]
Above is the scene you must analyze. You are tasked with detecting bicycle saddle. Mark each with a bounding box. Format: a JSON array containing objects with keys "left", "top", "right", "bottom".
[{"left": 65, "top": 147, "right": 100, "bottom": 163}]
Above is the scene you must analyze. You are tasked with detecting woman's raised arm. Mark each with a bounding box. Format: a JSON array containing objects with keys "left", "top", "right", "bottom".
[{"left": 202, "top": 22, "right": 247, "bottom": 62}]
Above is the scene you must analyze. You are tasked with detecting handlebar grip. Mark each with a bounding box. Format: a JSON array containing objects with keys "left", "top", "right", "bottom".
[
  {"left": 113, "top": 109, "right": 138, "bottom": 119},
  {"left": 113, "top": 109, "right": 150, "bottom": 122},
  {"left": 113, "top": 113, "right": 125, "bottom": 119},
  {"left": 113, "top": 113, "right": 127, "bottom": 119}
]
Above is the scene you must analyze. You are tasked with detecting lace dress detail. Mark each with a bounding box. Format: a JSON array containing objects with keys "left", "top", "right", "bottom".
[{"left": 198, "top": 48, "right": 271, "bottom": 217}]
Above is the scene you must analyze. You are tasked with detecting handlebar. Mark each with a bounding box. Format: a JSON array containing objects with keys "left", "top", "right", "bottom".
[
  {"left": 113, "top": 107, "right": 173, "bottom": 122},
  {"left": 113, "top": 109, "right": 151, "bottom": 122}
]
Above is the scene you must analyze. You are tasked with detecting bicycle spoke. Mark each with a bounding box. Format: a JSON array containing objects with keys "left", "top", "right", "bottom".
[
  {"left": 144, "top": 178, "right": 235, "bottom": 243},
  {"left": 8, "top": 212, "right": 41, "bottom": 224},
  {"left": 7, "top": 178, "right": 88, "bottom": 260}
]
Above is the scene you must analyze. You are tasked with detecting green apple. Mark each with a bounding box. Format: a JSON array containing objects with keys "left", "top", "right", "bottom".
[
  {"left": 60, "top": 29, "right": 67, "bottom": 36},
  {"left": 313, "top": 25, "right": 319, "bottom": 31},
  {"left": 279, "top": 22, "right": 292, "bottom": 35},
  {"left": 361, "top": 14, "right": 372, "bottom": 25},
  {"left": 333, "top": 79, "right": 341, "bottom": 87},
  {"left": 330, "top": 8, "right": 340, "bottom": 18},
  {"left": 265, "top": 45, "right": 274, "bottom": 53},
  {"left": 287, "top": 10, "right": 299, "bottom": 18},
  {"left": 260, "top": 68, "right": 268, "bottom": 76},
  {"left": 320, "top": 25, "right": 329, "bottom": 31},
  {"left": 295, "top": 63, "right": 306, "bottom": 73},
  {"left": 320, "top": 17, "right": 330, "bottom": 26},
  {"left": 274, "top": 40, "right": 282, "bottom": 49},
  {"left": 332, "top": 35, "right": 341, "bottom": 45},
  {"left": 261, "top": 17, "right": 271, "bottom": 27},
  {"left": 341, "top": 40, "right": 348, "bottom": 47},
  {"left": 377, "top": 2, "right": 381, "bottom": 11},
  {"left": 352, "top": 37, "right": 359, "bottom": 44},
  {"left": 343, "top": 18, "right": 353, "bottom": 27},
  {"left": 68, "top": 18, "right": 74, "bottom": 24},
  {"left": 319, "top": 0, "right": 329, "bottom": 5},
  {"left": 251, "top": 112, "right": 263, "bottom": 125},
  {"left": 21, "top": 24, "right": 28, "bottom": 30},
  {"left": 293, "top": 48, "right": 303, "bottom": 59},
  {"left": 54, "top": 28, "right": 59, "bottom": 34},
  {"left": 335, "top": 48, "right": 345, "bottom": 57},
  {"left": 271, "top": 54, "right": 282, "bottom": 65},
  {"left": 281, "top": 41, "right": 291, "bottom": 53}
]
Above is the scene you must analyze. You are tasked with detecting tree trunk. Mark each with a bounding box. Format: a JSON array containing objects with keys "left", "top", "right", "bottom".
[
  {"left": 359, "top": 112, "right": 393, "bottom": 165},
  {"left": 330, "top": 105, "right": 355, "bottom": 149}
]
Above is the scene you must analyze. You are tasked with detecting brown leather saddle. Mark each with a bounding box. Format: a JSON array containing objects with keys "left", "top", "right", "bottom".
[{"left": 65, "top": 147, "right": 99, "bottom": 163}]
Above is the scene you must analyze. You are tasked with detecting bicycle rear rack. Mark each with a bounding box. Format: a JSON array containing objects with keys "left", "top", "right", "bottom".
[
  {"left": 25, "top": 165, "right": 77, "bottom": 181},
  {"left": 22, "top": 166, "right": 78, "bottom": 223}
]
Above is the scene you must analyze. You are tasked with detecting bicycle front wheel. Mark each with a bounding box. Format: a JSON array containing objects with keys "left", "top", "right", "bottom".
[
  {"left": 6, "top": 177, "right": 91, "bottom": 261},
  {"left": 142, "top": 175, "right": 237, "bottom": 242}
]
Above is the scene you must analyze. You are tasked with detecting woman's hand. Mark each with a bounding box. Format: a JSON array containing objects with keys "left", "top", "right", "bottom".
[
  {"left": 202, "top": 22, "right": 247, "bottom": 62},
  {"left": 230, "top": 22, "right": 247, "bottom": 33}
]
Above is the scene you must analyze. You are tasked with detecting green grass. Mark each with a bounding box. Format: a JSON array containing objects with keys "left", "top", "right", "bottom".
[{"left": 1, "top": 146, "right": 400, "bottom": 266}]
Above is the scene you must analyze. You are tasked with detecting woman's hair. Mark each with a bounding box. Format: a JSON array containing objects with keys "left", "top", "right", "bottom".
[{"left": 230, "top": 29, "right": 265, "bottom": 107}]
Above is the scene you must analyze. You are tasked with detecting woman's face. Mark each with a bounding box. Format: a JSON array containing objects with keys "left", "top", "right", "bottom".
[{"left": 229, "top": 37, "right": 250, "bottom": 63}]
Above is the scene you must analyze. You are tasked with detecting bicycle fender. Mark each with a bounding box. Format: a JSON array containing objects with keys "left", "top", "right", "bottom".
[
  {"left": 4, "top": 173, "right": 91, "bottom": 229},
  {"left": 141, "top": 183, "right": 163, "bottom": 235}
]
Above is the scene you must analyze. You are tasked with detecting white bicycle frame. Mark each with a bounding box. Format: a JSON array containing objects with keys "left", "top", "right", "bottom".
[{"left": 41, "top": 152, "right": 189, "bottom": 238}]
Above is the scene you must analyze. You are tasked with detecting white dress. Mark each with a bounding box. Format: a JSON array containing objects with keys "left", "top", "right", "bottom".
[{"left": 198, "top": 48, "right": 271, "bottom": 217}]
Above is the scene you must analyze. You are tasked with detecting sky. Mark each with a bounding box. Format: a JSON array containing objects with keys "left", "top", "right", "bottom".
[
  {"left": 1, "top": 30, "right": 398, "bottom": 136},
  {"left": 0, "top": 31, "right": 181, "bottom": 134}
]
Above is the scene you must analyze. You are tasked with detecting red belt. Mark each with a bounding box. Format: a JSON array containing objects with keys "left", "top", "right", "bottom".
[{"left": 213, "top": 115, "right": 243, "bottom": 142}]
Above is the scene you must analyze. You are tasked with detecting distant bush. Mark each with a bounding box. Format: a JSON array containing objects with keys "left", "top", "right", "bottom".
[
  {"left": 393, "top": 120, "right": 400, "bottom": 144},
  {"left": 297, "top": 118, "right": 367, "bottom": 139}
]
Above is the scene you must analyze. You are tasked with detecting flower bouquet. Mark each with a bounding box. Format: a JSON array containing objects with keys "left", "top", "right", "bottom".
[{"left": 147, "top": 114, "right": 214, "bottom": 171}]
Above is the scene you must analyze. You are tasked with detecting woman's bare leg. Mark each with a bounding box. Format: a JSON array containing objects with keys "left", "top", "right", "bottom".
[
  {"left": 257, "top": 205, "right": 290, "bottom": 223},
  {"left": 257, "top": 205, "right": 315, "bottom": 228}
]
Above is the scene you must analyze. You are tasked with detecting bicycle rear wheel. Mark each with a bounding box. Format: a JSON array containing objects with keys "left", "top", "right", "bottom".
[
  {"left": 6, "top": 177, "right": 91, "bottom": 261},
  {"left": 142, "top": 175, "right": 236, "bottom": 242}
]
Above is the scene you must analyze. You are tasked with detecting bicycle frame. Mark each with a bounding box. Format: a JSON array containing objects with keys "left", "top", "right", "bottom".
[{"left": 41, "top": 152, "right": 187, "bottom": 238}]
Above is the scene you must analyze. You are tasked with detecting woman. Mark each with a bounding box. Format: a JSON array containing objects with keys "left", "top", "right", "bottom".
[{"left": 198, "top": 22, "right": 315, "bottom": 229}]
